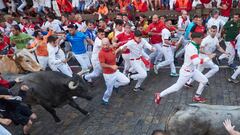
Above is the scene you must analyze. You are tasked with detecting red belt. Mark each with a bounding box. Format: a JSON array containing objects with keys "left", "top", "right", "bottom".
[{"left": 130, "top": 57, "right": 141, "bottom": 61}]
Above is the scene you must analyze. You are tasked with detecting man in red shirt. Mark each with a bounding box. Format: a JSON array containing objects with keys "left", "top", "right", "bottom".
[
  {"left": 219, "top": 0, "right": 232, "bottom": 24},
  {"left": 99, "top": 38, "right": 130, "bottom": 105},
  {"left": 113, "top": 23, "right": 134, "bottom": 75},
  {"left": 190, "top": 17, "right": 207, "bottom": 38},
  {"left": 146, "top": 14, "right": 165, "bottom": 65}
]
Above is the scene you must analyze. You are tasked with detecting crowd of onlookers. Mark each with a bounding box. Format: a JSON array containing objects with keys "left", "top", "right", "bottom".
[
  {"left": 0, "top": 0, "right": 239, "bottom": 17},
  {"left": 1, "top": 0, "right": 240, "bottom": 135}
]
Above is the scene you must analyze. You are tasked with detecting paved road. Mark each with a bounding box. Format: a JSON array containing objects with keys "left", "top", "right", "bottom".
[{"left": 7, "top": 68, "right": 240, "bottom": 135}]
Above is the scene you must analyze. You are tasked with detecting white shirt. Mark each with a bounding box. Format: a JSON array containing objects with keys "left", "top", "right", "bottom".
[
  {"left": 192, "top": 0, "right": 202, "bottom": 8},
  {"left": 200, "top": 35, "right": 219, "bottom": 57},
  {"left": 75, "top": 21, "right": 87, "bottom": 32},
  {"left": 236, "top": 34, "right": 240, "bottom": 49},
  {"left": 207, "top": 17, "right": 225, "bottom": 32},
  {"left": 182, "top": 42, "right": 210, "bottom": 72},
  {"left": 121, "top": 39, "right": 153, "bottom": 59},
  {"left": 177, "top": 16, "right": 190, "bottom": 35},
  {"left": 162, "top": 28, "right": 171, "bottom": 46},
  {"left": 5, "top": 21, "right": 17, "bottom": 30},
  {"left": 47, "top": 43, "right": 65, "bottom": 70},
  {"left": 91, "top": 37, "right": 102, "bottom": 63},
  {"left": 41, "top": 19, "right": 62, "bottom": 33}
]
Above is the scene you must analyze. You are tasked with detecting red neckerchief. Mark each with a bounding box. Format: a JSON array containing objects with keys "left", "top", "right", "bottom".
[{"left": 182, "top": 16, "right": 187, "bottom": 24}]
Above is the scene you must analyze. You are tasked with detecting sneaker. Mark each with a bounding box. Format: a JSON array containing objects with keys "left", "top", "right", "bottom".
[
  {"left": 228, "top": 78, "right": 239, "bottom": 84},
  {"left": 184, "top": 83, "right": 193, "bottom": 88},
  {"left": 206, "top": 82, "right": 210, "bottom": 86},
  {"left": 154, "top": 93, "right": 161, "bottom": 104},
  {"left": 192, "top": 96, "right": 207, "bottom": 103},
  {"left": 154, "top": 65, "right": 158, "bottom": 74},
  {"left": 101, "top": 100, "right": 109, "bottom": 105},
  {"left": 133, "top": 87, "right": 144, "bottom": 92},
  {"left": 127, "top": 72, "right": 134, "bottom": 85},
  {"left": 170, "top": 73, "right": 179, "bottom": 77}
]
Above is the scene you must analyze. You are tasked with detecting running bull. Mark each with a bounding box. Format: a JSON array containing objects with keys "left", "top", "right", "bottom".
[
  {"left": 166, "top": 104, "right": 240, "bottom": 135},
  {"left": 10, "top": 71, "right": 93, "bottom": 123}
]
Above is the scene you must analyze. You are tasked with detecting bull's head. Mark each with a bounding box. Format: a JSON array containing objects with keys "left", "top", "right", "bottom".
[
  {"left": 67, "top": 74, "right": 92, "bottom": 100},
  {"left": 14, "top": 49, "right": 42, "bottom": 72}
]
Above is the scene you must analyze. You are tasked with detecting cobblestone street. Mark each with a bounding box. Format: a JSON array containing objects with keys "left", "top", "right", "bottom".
[{"left": 8, "top": 68, "right": 240, "bottom": 135}]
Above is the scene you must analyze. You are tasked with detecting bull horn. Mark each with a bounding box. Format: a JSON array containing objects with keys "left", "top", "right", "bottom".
[{"left": 68, "top": 81, "right": 79, "bottom": 90}]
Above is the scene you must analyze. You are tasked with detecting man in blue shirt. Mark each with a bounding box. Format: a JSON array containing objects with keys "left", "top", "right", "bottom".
[
  {"left": 175, "top": 15, "right": 199, "bottom": 58},
  {"left": 84, "top": 20, "right": 96, "bottom": 58},
  {"left": 66, "top": 24, "right": 94, "bottom": 74}
]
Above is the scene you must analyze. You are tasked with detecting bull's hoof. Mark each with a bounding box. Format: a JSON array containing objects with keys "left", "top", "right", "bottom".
[{"left": 56, "top": 120, "right": 63, "bottom": 125}]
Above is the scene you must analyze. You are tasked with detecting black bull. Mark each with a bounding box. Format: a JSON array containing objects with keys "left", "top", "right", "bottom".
[
  {"left": 166, "top": 104, "right": 240, "bottom": 135},
  {"left": 10, "top": 71, "right": 93, "bottom": 123}
]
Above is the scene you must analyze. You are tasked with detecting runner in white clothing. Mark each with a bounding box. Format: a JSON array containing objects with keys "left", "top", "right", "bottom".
[
  {"left": 154, "top": 19, "right": 178, "bottom": 77},
  {"left": 155, "top": 32, "right": 216, "bottom": 104},
  {"left": 47, "top": 36, "right": 73, "bottom": 77},
  {"left": 118, "top": 30, "right": 156, "bottom": 92},
  {"left": 185, "top": 25, "right": 227, "bottom": 87},
  {"left": 82, "top": 29, "right": 105, "bottom": 84}
]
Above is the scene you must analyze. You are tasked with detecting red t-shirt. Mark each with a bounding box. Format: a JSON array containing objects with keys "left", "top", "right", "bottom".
[
  {"left": 99, "top": 48, "right": 117, "bottom": 74},
  {"left": 146, "top": 21, "right": 165, "bottom": 44},
  {"left": 0, "top": 36, "right": 13, "bottom": 54},
  {"left": 220, "top": 0, "right": 232, "bottom": 17},
  {"left": 191, "top": 24, "right": 207, "bottom": 34},
  {"left": 116, "top": 32, "right": 134, "bottom": 54}
]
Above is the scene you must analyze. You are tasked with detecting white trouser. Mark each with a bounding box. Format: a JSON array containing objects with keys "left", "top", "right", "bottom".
[
  {"left": 187, "top": 60, "right": 219, "bottom": 84},
  {"left": 122, "top": 53, "right": 131, "bottom": 75},
  {"left": 17, "top": 0, "right": 27, "bottom": 11},
  {"left": 72, "top": 0, "right": 79, "bottom": 8},
  {"left": 85, "top": 61, "right": 102, "bottom": 82},
  {"left": 236, "top": 44, "right": 240, "bottom": 58},
  {"left": 37, "top": 56, "right": 48, "bottom": 70},
  {"left": 51, "top": 63, "right": 73, "bottom": 77},
  {"left": 156, "top": 46, "right": 176, "bottom": 74},
  {"left": 44, "top": 0, "right": 51, "bottom": 8},
  {"left": 160, "top": 68, "right": 208, "bottom": 97},
  {"left": 231, "top": 66, "right": 240, "bottom": 79},
  {"left": 74, "top": 53, "right": 91, "bottom": 71},
  {"left": 149, "top": 43, "right": 162, "bottom": 64},
  {"left": 103, "top": 70, "right": 130, "bottom": 102},
  {"left": 130, "top": 59, "right": 147, "bottom": 88},
  {"left": 175, "top": 39, "right": 189, "bottom": 58},
  {"left": 219, "top": 42, "right": 235, "bottom": 65},
  {"left": 220, "top": 16, "right": 229, "bottom": 24}
]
